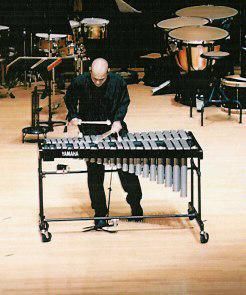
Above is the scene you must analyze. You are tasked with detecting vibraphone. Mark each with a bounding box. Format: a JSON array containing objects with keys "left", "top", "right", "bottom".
[{"left": 38, "top": 130, "right": 209, "bottom": 243}]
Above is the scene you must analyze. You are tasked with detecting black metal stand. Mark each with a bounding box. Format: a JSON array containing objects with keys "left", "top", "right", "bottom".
[
  {"left": 190, "top": 52, "right": 243, "bottom": 126},
  {"left": 82, "top": 169, "right": 119, "bottom": 233},
  {"left": 39, "top": 73, "right": 66, "bottom": 131},
  {"left": 189, "top": 80, "right": 243, "bottom": 126},
  {"left": 200, "top": 81, "right": 243, "bottom": 126},
  {"left": 22, "top": 86, "right": 50, "bottom": 143},
  {"left": 38, "top": 156, "right": 209, "bottom": 244}
]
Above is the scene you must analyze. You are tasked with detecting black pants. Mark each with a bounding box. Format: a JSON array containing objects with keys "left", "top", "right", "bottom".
[{"left": 86, "top": 162, "right": 142, "bottom": 217}]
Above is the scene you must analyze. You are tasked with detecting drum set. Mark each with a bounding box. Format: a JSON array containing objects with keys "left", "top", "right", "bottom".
[
  {"left": 0, "top": 16, "right": 110, "bottom": 61},
  {"left": 0, "top": 17, "right": 110, "bottom": 88},
  {"left": 33, "top": 17, "right": 109, "bottom": 59}
]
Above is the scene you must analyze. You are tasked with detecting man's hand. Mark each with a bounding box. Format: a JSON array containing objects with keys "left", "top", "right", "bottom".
[
  {"left": 69, "top": 118, "right": 80, "bottom": 126},
  {"left": 111, "top": 121, "right": 122, "bottom": 133}
]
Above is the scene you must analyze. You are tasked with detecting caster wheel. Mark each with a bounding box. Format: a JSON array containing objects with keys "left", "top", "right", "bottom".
[
  {"left": 41, "top": 232, "right": 52, "bottom": 243},
  {"left": 188, "top": 209, "right": 195, "bottom": 220},
  {"left": 200, "top": 232, "right": 209, "bottom": 244},
  {"left": 39, "top": 221, "right": 49, "bottom": 231}
]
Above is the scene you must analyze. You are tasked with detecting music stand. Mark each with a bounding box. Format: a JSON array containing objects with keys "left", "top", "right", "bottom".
[
  {"left": 31, "top": 57, "right": 67, "bottom": 131},
  {"left": 5, "top": 56, "right": 52, "bottom": 142},
  {"left": 6, "top": 56, "right": 67, "bottom": 142}
]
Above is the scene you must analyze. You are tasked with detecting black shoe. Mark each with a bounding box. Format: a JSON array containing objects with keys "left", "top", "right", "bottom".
[
  {"left": 129, "top": 203, "right": 144, "bottom": 222},
  {"left": 94, "top": 219, "right": 108, "bottom": 229}
]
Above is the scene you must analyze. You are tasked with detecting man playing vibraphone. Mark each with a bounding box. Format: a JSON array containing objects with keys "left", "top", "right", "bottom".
[{"left": 64, "top": 58, "right": 143, "bottom": 228}]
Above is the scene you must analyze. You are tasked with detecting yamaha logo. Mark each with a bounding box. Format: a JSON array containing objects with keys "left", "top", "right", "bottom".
[{"left": 62, "top": 151, "right": 79, "bottom": 157}]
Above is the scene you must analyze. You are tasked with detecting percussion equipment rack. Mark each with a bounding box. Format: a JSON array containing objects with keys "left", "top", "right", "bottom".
[{"left": 37, "top": 131, "right": 209, "bottom": 244}]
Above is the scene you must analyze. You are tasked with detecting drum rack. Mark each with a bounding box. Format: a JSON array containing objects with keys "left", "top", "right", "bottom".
[{"left": 38, "top": 143, "right": 209, "bottom": 244}]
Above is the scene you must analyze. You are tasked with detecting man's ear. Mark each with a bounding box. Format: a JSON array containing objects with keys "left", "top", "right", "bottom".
[
  {"left": 108, "top": 68, "right": 110, "bottom": 72},
  {"left": 89, "top": 67, "right": 92, "bottom": 72}
]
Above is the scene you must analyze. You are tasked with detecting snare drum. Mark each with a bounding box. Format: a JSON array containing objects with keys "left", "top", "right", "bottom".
[
  {"left": 168, "top": 26, "right": 228, "bottom": 72},
  {"left": 81, "top": 18, "right": 109, "bottom": 39}
]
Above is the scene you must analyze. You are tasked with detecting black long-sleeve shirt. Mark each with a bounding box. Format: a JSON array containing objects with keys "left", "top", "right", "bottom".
[{"left": 64, "top": 72, "right": 130, "bottom": 135}]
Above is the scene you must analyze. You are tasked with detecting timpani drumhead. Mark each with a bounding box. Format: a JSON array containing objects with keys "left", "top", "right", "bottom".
[
  {"left": 157, "top": 17, "right": 208, "bottom": 31},
  {"left": 35, "top": 33, "right": 67, "bottom": 40},
  {"left": 168, "top": 26, "right": 228, "bottom": 44},
  {"left": 176, "top": 5, "right": 238, "bottom": 21}
]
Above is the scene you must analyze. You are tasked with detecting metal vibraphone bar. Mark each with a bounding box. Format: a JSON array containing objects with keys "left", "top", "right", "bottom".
[{"left": 38, "top": 130, "right": 209, "bottom": 243}]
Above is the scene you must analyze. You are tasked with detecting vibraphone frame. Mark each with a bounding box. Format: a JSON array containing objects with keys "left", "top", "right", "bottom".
[{"left": 38, "top": 132, "right": 209, "bottom": 244}]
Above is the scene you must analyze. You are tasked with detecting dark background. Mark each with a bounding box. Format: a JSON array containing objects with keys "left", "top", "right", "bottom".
[{"left": 0, "top": 0, "right": 245, "bottom": 67}]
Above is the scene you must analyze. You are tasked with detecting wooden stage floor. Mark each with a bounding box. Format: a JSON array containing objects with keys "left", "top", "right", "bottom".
[{"left": 0, "top": 82, "right": 245, "bottom": 294}]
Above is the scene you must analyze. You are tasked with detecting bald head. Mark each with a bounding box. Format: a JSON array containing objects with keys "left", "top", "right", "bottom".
[
  {"left": 91, "top": 58, "right": 109, "bottom": 87},
  {"left": 91, "top": 58, "right": 108, "bottom": 75}
]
